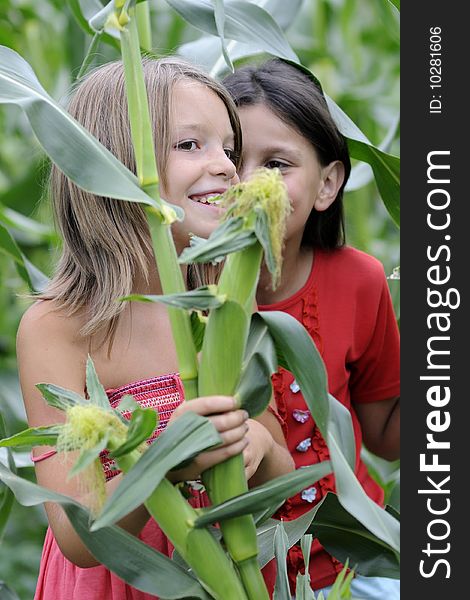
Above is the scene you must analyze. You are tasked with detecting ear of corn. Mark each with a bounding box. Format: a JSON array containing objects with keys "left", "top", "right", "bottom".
[{"left": 196, "top": 169, "right": 290, "bottom": 599}]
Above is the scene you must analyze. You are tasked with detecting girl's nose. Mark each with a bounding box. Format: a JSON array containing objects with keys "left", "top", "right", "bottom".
[{"left": 208, "top": 149, "right": 237, "bottom": 181}]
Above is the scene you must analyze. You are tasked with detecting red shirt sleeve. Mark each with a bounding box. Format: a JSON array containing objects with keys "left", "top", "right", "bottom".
[{"left": 350, "top": 272, "right": 400, "bottom": 404}]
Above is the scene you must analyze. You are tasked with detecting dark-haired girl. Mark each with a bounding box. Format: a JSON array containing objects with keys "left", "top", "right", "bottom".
[{"left": 224, "top": 59, "right": 400, "bottom": 600}]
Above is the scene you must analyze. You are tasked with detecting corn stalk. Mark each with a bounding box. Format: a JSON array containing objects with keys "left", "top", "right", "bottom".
[
  {"left": 116, "top": 0, "right": 199, "bottom": 399},
  {"left": 180, "top": 170, "right": 291, "bottom": 599}
]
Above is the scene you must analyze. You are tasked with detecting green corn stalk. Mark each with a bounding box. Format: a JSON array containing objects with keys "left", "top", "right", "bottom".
[
  {"left": 55, "top": 395, "right": 249, "bottom": 600},
  {"left": 116, "top": 1, "right": 199, "bottom": 399},
  {"left": 108, "top": 434, "right": 248, "bottom": 599},
  {"left": 196, "top": 170, "right": 292, "bottom": 599}
]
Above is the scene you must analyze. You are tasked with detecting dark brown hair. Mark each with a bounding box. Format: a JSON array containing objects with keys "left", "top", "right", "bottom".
[{"left": 223, "top": 58, "right": 351, "bottom": 249}]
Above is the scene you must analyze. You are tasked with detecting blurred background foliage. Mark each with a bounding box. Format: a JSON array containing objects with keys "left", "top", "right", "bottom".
[{"left": 0, "top": 1, "right": 399, "bottom": 597}]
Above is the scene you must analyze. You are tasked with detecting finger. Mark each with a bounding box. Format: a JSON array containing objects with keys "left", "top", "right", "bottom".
[
  {"left": 208, "top": 409, "right": 249, "bottom": 434},
  {"left": 175, "top": 396, "right": 237, "bottom": 417},
  {"left": 218, "top": 422, "right": 249, "bottom": 447},
  {"left": 199, "top": 438, "right": 249, "bottom": 472}
]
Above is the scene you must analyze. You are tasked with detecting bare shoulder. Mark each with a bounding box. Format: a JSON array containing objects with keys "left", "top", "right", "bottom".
[{"left": 17, "top": 300, "right": 88, "bottom": 426}]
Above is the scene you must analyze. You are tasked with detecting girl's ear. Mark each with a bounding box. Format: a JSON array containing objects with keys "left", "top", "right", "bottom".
[{"left": 314, "top": 160, "right": 345, "bottom": 212}]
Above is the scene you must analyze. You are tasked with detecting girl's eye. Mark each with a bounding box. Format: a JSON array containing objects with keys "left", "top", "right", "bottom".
[
  {"left": 175, "top": 140, "right": 198, "bottom": 151},
  {"left": 265, "top": 160, "right": 288, "bottom": 170},
  {"left": 225, "top": 148, "right": 239, "bottom": 164}
]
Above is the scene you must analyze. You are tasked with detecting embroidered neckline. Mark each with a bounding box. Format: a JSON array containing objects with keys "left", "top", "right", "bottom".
[{"left": 258, "top": 250, "right": 322, "bottom": 311}]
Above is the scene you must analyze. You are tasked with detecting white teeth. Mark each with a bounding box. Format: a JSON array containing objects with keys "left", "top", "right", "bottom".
[{"left": 191, "top": 193, "right": 222, "bottom": 205}]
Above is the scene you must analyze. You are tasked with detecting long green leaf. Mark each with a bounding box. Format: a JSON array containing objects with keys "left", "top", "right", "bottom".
[
  {"left": 213, "top": 0, "right": 234, "bottom": 71},
  {"left": 235, "top": 314, "right": 277, "bottom": 417},
  {"left": 328, "top": 433, "right": 400, "bottom": 553},
  {"left": 166, "top": 0, "right": 298, "bottom": 63},
  {"left": 324, "top": 95, "right": 400, "bottom": 226},
  {"left": 0, "top": 203, "right": 55, "bottom": 243},
  {"left": 0, "top": 46, "right": 181, "bottom": 215},
  {"left": 195, "top": 462, "right": 332, "bottom": 526},
  {"left": 0, "top": 582, "right": 20, "bottom": 600},
  {"left": 259, "top": 311, "right": 330, "bottom": 434},
  {"left": 179, "top": 217, "right": 257, "bottom": 264},
  {"left": 257, "top": 507, "right": 318, "bottom": 569},
  {"left": 307, "top": 492, "right": 400, "bottom": 579},
  {"left": 86, "top": 356, "right": 114, "bottom": 411},
  {"left": 0, "top": 462, "right": 211, "bottom": 599},
  {"left": 110, "top": 408, "right": 157, "bottom": 458},
  {"left": 67, "top": 0, "right": 102, "bottom": 35},
  {"left": 36, "top": 383, "right": 88, "bottom": 411},
  {"left": 258, "top": 311, "right": 400, "bottom": 553},
  {"left": 0, "top": 222, "right": 49, "bottom": 291},
  {"left": 347, "top": 139, "right": 400, "bottom": 226},
  {"left": 273, "top": 522, "right": 290, "bottom": 600},
  {"left": 92, "top": 411, "right": 222, "bottom": 529},
  {"left": 0, "top": 425, "right": 62, "bottom": 449},
  {"left": 123, "top": 285, "right": 226, "bottom": 311},
  {"left": 0, "top": 415, "right": 15, "bottom": 542},
  {"left": 180, "top": 0, "right": 303, "bottom": 76}
]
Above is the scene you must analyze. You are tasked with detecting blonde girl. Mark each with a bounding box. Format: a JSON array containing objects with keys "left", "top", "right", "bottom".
[{"left": 17, "top": 58, "right": 292, "bottom": 600}]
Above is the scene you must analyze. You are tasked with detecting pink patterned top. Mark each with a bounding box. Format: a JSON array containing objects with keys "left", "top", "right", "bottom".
[{"left": 34, "top": 373, "right": 202, "bottom": 600}]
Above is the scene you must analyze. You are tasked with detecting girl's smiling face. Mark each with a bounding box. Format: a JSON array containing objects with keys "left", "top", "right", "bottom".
[
  {"left": 236, "top": 104, "right": 344, "bottom": 248},
  {"left": 162, "top": 80, "right": 239, "bottom": 249}
]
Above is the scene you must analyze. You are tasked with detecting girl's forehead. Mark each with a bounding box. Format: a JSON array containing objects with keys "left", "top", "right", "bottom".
[
  {"left": 170, "top": 80, "right": 233, "bottom": 133},
  {"left": 239, "top": 104, "right": 300, "bottom": 140}
]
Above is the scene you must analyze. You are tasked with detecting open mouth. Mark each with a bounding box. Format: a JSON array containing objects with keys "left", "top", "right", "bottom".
[{"left": 189, "top": 192, "right": 224, "bottom": 206}]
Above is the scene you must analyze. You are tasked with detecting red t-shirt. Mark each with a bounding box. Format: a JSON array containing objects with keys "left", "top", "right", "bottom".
[{"left": 258, "top": 246, "right": 400, "bottom": 592}]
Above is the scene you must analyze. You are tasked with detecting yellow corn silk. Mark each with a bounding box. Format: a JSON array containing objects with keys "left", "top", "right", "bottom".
[
  {"left": 221, "top": 168, "right": 291, "bottom": 288},
  {"left": 56, "top": 405, "right": 128, "bottom": 514}
]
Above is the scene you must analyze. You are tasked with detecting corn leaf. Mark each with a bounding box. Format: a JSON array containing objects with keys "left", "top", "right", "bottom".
[
  {"left": 69, "top": 435, "right": 110, "bottom": 478},
  {"left": 0, "top": 222, "right": 49, "bottom": 292},
  {"left": 166, "top": 0, "right": 298, "bottom": 63},
  {"left": 179, "top": 216, "right": 257, "bottom": 264},
  {"left": 110, "top": 408, "right": 157, "bottom": 459},
  {"left": 324, "top": 94, "right": 400, "bottom": 226},
  {"left": 258, "top": 311, "right": 330, "bottom": 433},
  {"left": 36, "top": 383, "right": 88, "bottom": 411},
  {"left": 66, "top": 0, "right": 119, "bottom": 45},
  {"left": 212, "top": 0, "right": 234, "bottom": 72},
  {"left": 235, "top": 315, "right": 277, "bottom": 417},
  {"left": 195, "top": 461, "right": 332, "bottom": 526},
  {"left": 179, "top": 0, "right": 303, "bottom": 76},
  {"left": 0, "top": 46, "right": 184, "bottom": 219},
  {"left": 258, "top": 311, "right": 400, "bottom": 553},
  {"left": 307, "top": 492, "right": 400, "bottom": 579},
  {"left": 0, "top": 415, "right": 15, "bottom": 542},
  {"left": 0, "top": 582, "right": 20, "bottom": 600},
  {"left": 257, "top": 507, "right": 318, "bottom": 569},
  {"left": 0, "top": 203, "right": 55, "bottom": 243},
  {"left": 190, "top": 311, "right": 207, "bottom": 352},
  {"left": 273, "top": 522, "right": 291, "bottom": 600},
  {"left": 92, "top": 411, "right": 222, "bottom": 530},
  {"left": 0, "top": 425, "right": 62, "bottom": 449},
  {"left": 347, "top": 139, "right": 400, "bottom": 226},
  {"left": 123, "top": 285, "right": 226, "bottom": 311},
  {"left": 86, "top": 356, "right": 113, "bottom": 411},
  {"left": 296, "top": 534, "right": 315, "bottom": 600},
  {"left": 0, "top": 462, "right": 211, "bottom": 599}
]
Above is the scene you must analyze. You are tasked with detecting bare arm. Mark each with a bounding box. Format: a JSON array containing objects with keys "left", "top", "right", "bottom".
[
  {"left": 354, "top": 396, "right": 400, "bottom": 462},
  {"left": 17, "top": 301, "right": 251, "bottom": 567},
  {"left": 244, "top": 402, "right": 295, "bottom": 488}
]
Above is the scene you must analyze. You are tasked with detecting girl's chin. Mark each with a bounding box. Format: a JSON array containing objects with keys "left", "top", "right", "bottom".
[{"left": 188, "top": 198, "right": 225, "bottom": 216}]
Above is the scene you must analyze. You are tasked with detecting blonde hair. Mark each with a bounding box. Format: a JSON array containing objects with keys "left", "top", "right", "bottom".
[{"left": 40, "top": 57, "right": 242, "bottom": 342}]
